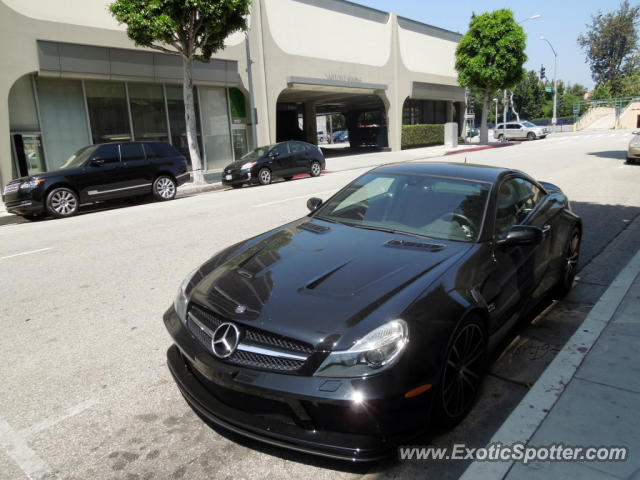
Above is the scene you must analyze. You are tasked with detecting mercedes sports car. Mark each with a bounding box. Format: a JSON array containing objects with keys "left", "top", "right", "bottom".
[{"left": 164, "top": 162, "right": 581, "bottom": 461}]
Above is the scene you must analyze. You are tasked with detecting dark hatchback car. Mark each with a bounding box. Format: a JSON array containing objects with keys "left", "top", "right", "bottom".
[
  {"left": 164, "top": 163, "right": 581, "bottom": 461},
  {"left": 221, "top": 140, "right": 325, "bottom": 188},
  {"left": 2, "top": 141, "right": 190, "bottom": 220}
]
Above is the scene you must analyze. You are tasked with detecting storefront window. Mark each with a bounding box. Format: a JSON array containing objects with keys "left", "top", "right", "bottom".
[
  {"left": 128, "top": 83, "right": 168, "bottom": 142},
  {"left": 165, "top": 85, "right": 202, "bottom": 166},
  {"left": 85, "top": 81, "right": 131, "bottom": 144},
  {"left": 36, "top": 78, "right": 90, "bottom": 170},
  {"left": 199, "top": 86, "right": 232, "bottom": 170}
]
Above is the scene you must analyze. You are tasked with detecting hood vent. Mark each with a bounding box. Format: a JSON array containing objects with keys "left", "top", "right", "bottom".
[
  {"left": 385, "top": 239, "right": 446, "bottom": 252},
  {"left": 299, "top": 222, "right": 330, "bottom": 234}
]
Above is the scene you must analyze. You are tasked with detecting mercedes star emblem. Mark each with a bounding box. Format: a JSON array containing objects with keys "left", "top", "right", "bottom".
[{"left": 211, "top": 322, "right": 241, "bottom": 358}]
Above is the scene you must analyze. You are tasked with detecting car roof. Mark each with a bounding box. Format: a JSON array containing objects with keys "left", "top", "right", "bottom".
[{"left": 372, "top": 162, "right": 519, "bottom": 183}]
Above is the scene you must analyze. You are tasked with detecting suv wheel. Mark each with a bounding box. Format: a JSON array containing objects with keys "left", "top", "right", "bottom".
[
  {"left": 527, "top": 132, "right": 536, "bottom": 140},
  {"left": 153, "top": 175, "right": 177, "bottom": 201},
  {"left": 46, "top": 187, "right": 79, "bottom": 218}
]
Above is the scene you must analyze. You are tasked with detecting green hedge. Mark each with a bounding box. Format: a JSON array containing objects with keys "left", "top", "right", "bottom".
[{"left": 401, "top": 124, "right": 444, "bottom": 149}]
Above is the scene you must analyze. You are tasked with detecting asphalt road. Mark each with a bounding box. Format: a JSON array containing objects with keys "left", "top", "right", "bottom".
[{"left": 1, "top": 130, "right": 639, "bottom": 480}]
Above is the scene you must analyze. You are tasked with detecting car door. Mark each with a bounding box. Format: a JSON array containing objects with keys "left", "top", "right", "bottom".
[
  {"left": 289, "top": 142, "right": 309, "bottom": 174},
  {"left": 77, "top": 144, "right": 124, "bottom": 202},
  {"left": 505, "top": 123, "right": 520, "bottom": 140},
  {"left": 480, "top": 177, "right": 546, "bottom": 332},
  {"left": 268, "top": 143, "right": 293, "bottom": 175},
  {"left": 119, "top": 142, "right": 153, "bottom": 195}
]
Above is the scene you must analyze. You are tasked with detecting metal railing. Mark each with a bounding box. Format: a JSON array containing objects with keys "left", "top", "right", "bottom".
[{"left": 573, "top": 96, "right": 640, "bottom": 128}]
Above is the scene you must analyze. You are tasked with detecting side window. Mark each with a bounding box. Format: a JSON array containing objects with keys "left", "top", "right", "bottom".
[
  {"left": 290, "top": 142, "right": 305, "bottom": 154},
  {"left": 93, "top": 144, "right": 120, "bottom": 163},
  {"left": 271, "top": 143, "right": 290, "bottom": 156},
  {"left": 144, "top": 142, "right": 178, "bottom": 159},
  {"left": 495, "top": 178, "right": 543, "bottom": 236},
  {"left": 507, "top": 123, "right": 520, "bottom": 129},
  {"left": 121, "top": 143, "right": 144, "bottom": 161}
]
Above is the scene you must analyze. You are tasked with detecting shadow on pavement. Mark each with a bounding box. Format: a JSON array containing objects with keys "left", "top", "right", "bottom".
[
  {"left": 587, "top": 150, "right": 629, "bottom": 160},
  {"left": 321, "top": 146, "right": 385, "bottom": 158}
]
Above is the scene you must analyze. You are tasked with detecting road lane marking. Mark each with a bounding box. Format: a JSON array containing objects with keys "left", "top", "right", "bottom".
[
  {"left": 256, "top": 190, "right": 339, "bottom": 207},
  {"left": 0, "top": 419, "right": 53, "bottom": 480},
  {"left": 0, "top": 248, "right": 53, "bottom": 261},
  {"left": 20, "top": 398, "right": 97, "bottom": 437}
]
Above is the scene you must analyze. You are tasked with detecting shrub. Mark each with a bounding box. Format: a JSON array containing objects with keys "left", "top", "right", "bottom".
[{"left": 401, "top": 124, "right": 444, "bottom": 149}]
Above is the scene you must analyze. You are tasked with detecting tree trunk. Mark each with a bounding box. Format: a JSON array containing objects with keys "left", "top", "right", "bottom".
[
  {"left": 480, "top": 88, "right": 490, "bottom": 144},
  {"left": 183, "top": 56, "right": 204, "bottom": 184}
]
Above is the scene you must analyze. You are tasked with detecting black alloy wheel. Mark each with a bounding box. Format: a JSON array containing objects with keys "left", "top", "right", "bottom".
[{"left": 553, "top": 227, "right": 581, "bottom": 299}]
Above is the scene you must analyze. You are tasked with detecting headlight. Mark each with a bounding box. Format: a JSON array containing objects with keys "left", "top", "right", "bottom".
[
  {"left": 20, "top": 177, "right": 44, "bottom": 190},
  {"left": 174, "top": 267, "right": 200, "bottom": 323},
  {"left": 314, "top": 319, "right": 408, "bottom": 377},
  {"left": 240, "top": 161, "right": 256, "bottom": 170}
]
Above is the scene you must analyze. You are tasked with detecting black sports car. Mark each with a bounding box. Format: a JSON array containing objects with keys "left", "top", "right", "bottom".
[
  {"left": 221, "top": 140, "right": 325, "bottom": 188},
  {"left": 164, "top": 162, "right": 581, "bottom": 461}
]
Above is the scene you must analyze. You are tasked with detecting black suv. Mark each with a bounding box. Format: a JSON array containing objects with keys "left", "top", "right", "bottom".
[
  {"left": 2, "top": 142, "right": 190, "bottom": 220},
  {"left": 222, "top": 140, "right": 325, "bottom": 188}
]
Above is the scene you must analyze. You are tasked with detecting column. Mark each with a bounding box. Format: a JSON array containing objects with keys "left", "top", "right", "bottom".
[{"left": 303, "top": 101, "right": 317, "bottom": 145}]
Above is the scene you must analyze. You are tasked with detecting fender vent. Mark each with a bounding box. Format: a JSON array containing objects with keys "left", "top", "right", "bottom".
[
  {"left": 299, "top": 222, "right": 330, "bottom": 234},
  {"left": 385, "top": 239, "right": 446, "bottom": 252}
]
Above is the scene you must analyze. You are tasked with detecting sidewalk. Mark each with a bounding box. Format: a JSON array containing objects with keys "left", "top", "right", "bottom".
[
  {"left": 0, "top": 141, "right": 516, "bottom": 226},
  {"left": 461, "top": 245, "right": 640, "bottom": 479}
]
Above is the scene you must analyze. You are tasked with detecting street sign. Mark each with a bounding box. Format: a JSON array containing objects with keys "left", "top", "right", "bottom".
[{"left": 545, "top": 86, "right": 552, "bottom": 93}]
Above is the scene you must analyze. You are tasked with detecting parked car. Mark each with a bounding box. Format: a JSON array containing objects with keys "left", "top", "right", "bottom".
[
  {"left": 334, "top": 130, "right": 349, "bottom": 143},
  {"left": 494, "top": 121, "right": 548, "bottom": 141},
  {"left": 164, "top": 162, "right": 581, "bottom": 461},
  {"left": 2, "top": 141, "right": 189, "bottom": 220},
  {"left": 221, "top": 140, "right": 325, "bottom": 188},
  {"left": 627, "top": 131, "right": 640, "bottom": 164}
]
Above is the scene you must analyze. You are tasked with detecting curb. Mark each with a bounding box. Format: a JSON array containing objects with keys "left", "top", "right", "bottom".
[
  {"left": 459, "top": 246, "right": 640, "bottom": 480},
  {"left": 445, "top": 142, "right": 521, "bottom": 156},
  {"left": 176, "top": 182, "right": 225, "bottom": 198}
]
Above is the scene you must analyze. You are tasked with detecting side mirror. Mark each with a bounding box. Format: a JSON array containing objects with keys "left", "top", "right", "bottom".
[
  {"left": 633, "top": 131, "right": 640, "bottom": 135},
  {"left": 89, "top": 158, "right": 105, "bottom": 167},
  {"left": 307, "top": 197, "right": 323, "bottom": 212},
  {"left": 496, "top": 225, "right": 543, "bottom": 247}
]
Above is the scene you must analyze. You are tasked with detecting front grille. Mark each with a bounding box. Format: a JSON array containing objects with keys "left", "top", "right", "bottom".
[
  {"left": 187, "top": 303, "right": 313, "bottom": 373},
  {"left": 3, "top": 181, "right": 20, "bottom": 195}
]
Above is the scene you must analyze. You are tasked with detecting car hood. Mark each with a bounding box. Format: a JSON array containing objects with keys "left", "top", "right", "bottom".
[
  {"left": 225, "top": 158, "right": 262, "bottom": 170},
  {"left": 189, "top": 218, "right": 471, "bottom": 349}
]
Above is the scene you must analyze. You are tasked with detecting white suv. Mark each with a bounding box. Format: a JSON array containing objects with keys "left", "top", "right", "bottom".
[{"left": 494, "top": 121, "right": 548, "bottom": 140}]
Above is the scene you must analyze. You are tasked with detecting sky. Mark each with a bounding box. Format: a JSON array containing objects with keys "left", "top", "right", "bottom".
[{"left": 354, "top": 0, "right": 630, "bottom": 90}]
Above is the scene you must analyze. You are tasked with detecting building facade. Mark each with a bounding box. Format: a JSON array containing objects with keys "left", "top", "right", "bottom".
[{"left": 0, "top": 0, "right": 464, "bottom": 186}]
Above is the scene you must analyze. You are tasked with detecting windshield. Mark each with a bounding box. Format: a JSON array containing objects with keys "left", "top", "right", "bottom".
[
  {"left": 522, "top": 121, "right": 536, "bottom": 127},
  {"left": 241, "top": 145, "right": 274, "bottom": 160},
  {"left": 314, "top": 172, "right": 490, "bottom": 242},
  {"left": 59, "top": 145, "right": 96, "bottom": 169}
]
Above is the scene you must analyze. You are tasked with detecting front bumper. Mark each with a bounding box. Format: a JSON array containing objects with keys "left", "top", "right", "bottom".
[
  {"left": 163, "top": 307, "right": 432, "bottom": 461},
  {"left": 3, "top": 185, "right": 45, "bottom": 216},
  {"left": 221, "top": 169, "right": 253, "bottom": 186},
  {"left": 628, "top": 146, "right": 640, "bottom": 159}
]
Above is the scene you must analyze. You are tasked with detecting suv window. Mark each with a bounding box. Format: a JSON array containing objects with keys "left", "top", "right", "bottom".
[
  {"left": 144, "top": 142, "right": 178, "bottom": 159},
  {"left": 507, "top": 123, "right": 521, "bottom": 129},
  {"left": 93, "top": 144, "right": 120, "bottom": 164},
  {"left": 290, "top": 142, "right": 305, "bottom": 154},
  {"left": 121, "top": 143, "right": 145, "bottom": 161},
  {"left": 495, "top": 177, "right": 543, "bottom": 236}
]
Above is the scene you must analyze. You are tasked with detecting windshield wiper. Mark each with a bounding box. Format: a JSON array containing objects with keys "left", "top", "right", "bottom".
[{"left": 346, "top": 223, "right": 434, "bottom": 239}]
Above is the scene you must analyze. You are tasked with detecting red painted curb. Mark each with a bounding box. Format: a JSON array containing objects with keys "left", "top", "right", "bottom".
[{"left": 445, "top": 141, "right": 521, "bottom": 155}]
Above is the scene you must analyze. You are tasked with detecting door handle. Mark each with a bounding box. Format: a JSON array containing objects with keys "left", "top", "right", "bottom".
[{"left": 542, "top": 224, "right": 552, "bottom": 235}]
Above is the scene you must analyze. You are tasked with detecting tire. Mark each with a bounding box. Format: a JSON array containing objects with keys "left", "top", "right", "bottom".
[
  {"left": 258, "top": 167, "right": 272, "bottom": 185},
  {"left": 497, "top": 134, "right": 504, "bottom": 141},
  {"left": 46, "top": 187, "right": 79, "bottom": 218},
  {"left": 283, "top": 176, "right": 293, "bottom": 181},
  {"left": 626, "top": 157, "right": 636, "bottom": 164},
  {"left": 552, "top": 226, "right": 581, "bottom": 299},
  {"left": 431, "top": 315, "right": 487, "bottom": 429},
  {"left": 527, "top": 132, "right": 536, "bottom": 140},
  {"left": 231, "top": 184, "right": 243, "bottom": 189},
  {"left": 310, "top": 161, "right": 322, "bottom": 177},
  {"left": 152, "top": 175, "right": 177, "bottom": 201}
]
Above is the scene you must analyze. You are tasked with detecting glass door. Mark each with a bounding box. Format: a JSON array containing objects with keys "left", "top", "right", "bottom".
[
  {"left": 231, "top": 126, "right": 248, "bottom": 161},
  {"left": 11, "top": 132, "right": 46, "bottom": 177}
]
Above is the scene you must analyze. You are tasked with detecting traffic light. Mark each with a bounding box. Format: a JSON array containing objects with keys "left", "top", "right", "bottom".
[
  {"left": 468, "top": 95, "right": 475, "bottom": 112},
  {"left": 540, "top": 65, "right": 546, "bottom": 80},
  {"left": 559, "top": 96, "right": 564, "bottom": 108}
]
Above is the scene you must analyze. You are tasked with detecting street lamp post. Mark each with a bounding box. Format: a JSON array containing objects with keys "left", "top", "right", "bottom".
[
  {"left": 540, "top": 36, "right": 558, "bottom": 132},
  {"left": 493, "top": 98, "right": 499, "bottom": 140},
  {"left": 517, "top": 14, "right": 541, "bottom": 24}
]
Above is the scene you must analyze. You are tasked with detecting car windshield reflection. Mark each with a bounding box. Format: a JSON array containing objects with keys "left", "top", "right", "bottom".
[{"left": 314, "top": 172, "right": 490, "bottom": 242}]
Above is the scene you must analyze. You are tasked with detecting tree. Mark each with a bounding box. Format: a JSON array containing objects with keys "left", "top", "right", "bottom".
[
  {"left": 577, "top": 0, "right": 640, "bottom": 96},
  {"left": 455, "top": 10, "right": 527, "bottom": 144},
  {"left": 109, "top": 0, "right": 251, "bottom": 184},
  {"left": 512, "top": 70, "right": 545, "bottom": 120}
]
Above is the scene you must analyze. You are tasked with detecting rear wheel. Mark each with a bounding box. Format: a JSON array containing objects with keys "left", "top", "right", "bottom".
[
  {"left": 258, "top": 168, "right": 272, "bottom": 185},
  {"left": 497, "top": 133, "right": 504, "bottom": 141},
  {"left": 432, "top": 315, "right": 487, "bottom": 429},
  {"left": 527, "top": 132, "right": 536, "bottom": 140},
  {"left": 46, "top": 187, "right": 79, "bottom": 218},
  {"left": 153, "top": 175, "right": 177, "bottom": 201},
  {"left": 553, "top": 227, "right": 581, "bottom": 299},
  {"left": 310, "top": 161, "right": 322, "bottom": 177}
]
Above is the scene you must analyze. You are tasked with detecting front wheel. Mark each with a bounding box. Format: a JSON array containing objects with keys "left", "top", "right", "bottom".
[
  {"left": 46, "top": 187, "right": 79, "bottom": 218},
  {"left": 310, "top": 161, "right": 322, "bottom": 177},
  {"left": 432, "top": 315, "right": 487, "bottom": 429},
  {"left": 258, "top": 168, "right": 272, "bottom": 185},
  {"left": 553, "top": 227, "right": 581, "bottom": 299},
  {"left": 153, "top": 175, "right": 177, "bottom": 201},
  {"left": 527, "top": 132, "right": 536, "bottom": 140}
]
